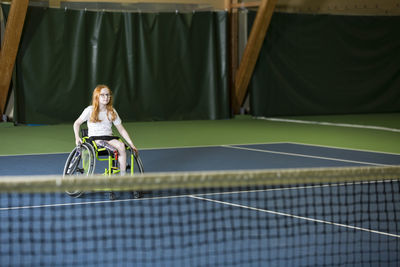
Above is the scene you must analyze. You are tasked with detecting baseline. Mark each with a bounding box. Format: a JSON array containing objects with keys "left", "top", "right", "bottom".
[
  {"left": 258, "top": 117, "right": 400, "bottom": 133},
  {"left": 189, "top": 195, "right": 400, "bottom": 239},
  {"left": 222, "top": 144, "right": 390, "bottom": 166}
]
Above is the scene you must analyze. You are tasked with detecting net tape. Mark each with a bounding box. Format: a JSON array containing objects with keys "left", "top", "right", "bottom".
[{"left": 1, "top": 165, "right": 399, "bottom": 193}]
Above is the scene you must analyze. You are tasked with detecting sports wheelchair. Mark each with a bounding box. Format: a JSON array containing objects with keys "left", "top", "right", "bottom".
[{"left": 63, "top": 129, "right": 144, "bottom": 200}]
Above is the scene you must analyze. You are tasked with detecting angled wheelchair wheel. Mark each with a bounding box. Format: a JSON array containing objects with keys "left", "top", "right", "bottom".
[
  {"left": 130, "top": 153, "right": 144, "bottom": 199},
  {"left": 133, "top": 153, "right": 144, "bottom": 174},
  {"left": 63, "top": 143, "right": 96, "bottom": 197}
]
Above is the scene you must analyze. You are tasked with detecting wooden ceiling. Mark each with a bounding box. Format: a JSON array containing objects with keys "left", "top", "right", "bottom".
[{"left": 0, "top": 0, "right": 396, "bottom": 15}]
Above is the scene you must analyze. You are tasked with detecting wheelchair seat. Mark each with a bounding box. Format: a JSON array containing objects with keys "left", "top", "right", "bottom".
[{"left": 80, "top": 129, "right": 117, "bottom": 156}]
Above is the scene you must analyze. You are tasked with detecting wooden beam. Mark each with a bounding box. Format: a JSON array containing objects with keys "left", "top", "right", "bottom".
[
  {"left": 49, "top": 0, "right": 61, "bottom": 8},
  {"left": 231, "top": 1, "right": 261, "bottom": 9},
  {"left": 0, "top": 0, "right": 29, "bottom": 117},
  {"left": 57, "top": 0, "right": 222, "bottom": 5},
  {"left": 233, "top": 0, "right": 277, "bottom": 113},
  {"left": 224, "top": 0, "right": 230, "bottom": 10},
  {"left": 229, "top": 0, "right": 238, "bottom": 112}
]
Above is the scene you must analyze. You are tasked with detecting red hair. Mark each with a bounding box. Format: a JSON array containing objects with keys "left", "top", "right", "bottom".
[{"left": 90, "top": 85, "right": 117, "bottom": 123}]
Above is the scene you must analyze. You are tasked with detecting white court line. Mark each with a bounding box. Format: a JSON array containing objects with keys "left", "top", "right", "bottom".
[
  {"left": 0, "top": 142, "right": 288, "bottom": 157},
  {"left": 258, "top": 117, "right": 400, "bottom": 133},
  {"left": 222, "top": 145, "right": 390, "bottom": 166},
  {"left": 194, "top": 179, "right": 397, "bottom": 197},
  {"left": 286, "top": 141, "right": 400, "bottom": 156},
  {"left": 1, "top": 179, "right": 395, "bottom": 210},
  {"left": 0, "top": 195, "right": 185, "bottom": 211},
  {"left": 0, "top": 184, "right": 328, "bottom": 211},
  {"left": 2, "top": 180, "right": 399, "bottom": 239},
  {"left": 189, "top": 195, "right": 400, "bottom": 239}
]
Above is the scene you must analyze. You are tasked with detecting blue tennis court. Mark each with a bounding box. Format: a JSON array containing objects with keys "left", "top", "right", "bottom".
[
  {"left": 2, "top": 142, "right": 400, "bottom": 176},
  {"left": 0, "top": 143, "right": 399, "bottom": 266}
]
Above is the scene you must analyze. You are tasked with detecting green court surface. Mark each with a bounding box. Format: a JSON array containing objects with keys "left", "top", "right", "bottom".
[{"left": 0, "top": 113, "right": 399, "bottom": 156}]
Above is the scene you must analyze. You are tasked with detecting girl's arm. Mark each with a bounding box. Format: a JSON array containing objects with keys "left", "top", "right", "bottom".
[
  {"left": 115, "top": 124, "right": 138, "bottom": 153},
  {"left": 73, "top": 117, "right": 84, "bottom": 146}
]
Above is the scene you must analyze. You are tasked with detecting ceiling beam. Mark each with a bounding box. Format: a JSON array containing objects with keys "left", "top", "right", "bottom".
[
  {"left": 231, "top": 1, "right": 261, "bottom": 9},
  {"left": 0, "top": 0, "right": 29, "bottom": 117},
  {"left": 232, "top": 0, "right": 277, "bottom": 113},
  {"left": 229, "top": 0, "right": 239, "bottom": 112}
]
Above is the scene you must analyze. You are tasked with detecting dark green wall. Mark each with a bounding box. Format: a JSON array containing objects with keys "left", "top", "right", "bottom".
[
  {"left": 2, "top": 5, "right": 230, "bottom": 124},
  {"left": 249, "top": 12, "right": 400, "bottom": 116}
]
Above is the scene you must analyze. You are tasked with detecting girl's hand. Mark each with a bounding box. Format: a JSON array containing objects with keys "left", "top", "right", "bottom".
[
  {"left": 75, "top": 137, "right": 82, "bottom": 146},
  {"left": 130, "top": 144, "right": 138, "bottom": 155}
]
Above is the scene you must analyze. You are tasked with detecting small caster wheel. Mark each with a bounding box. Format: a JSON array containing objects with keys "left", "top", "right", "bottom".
[
  {"left": 131, "top": 191, "right": 142, "bottom": 199},
  {"left": 109, "top": 192, "right": 116, "bottom": 200}
]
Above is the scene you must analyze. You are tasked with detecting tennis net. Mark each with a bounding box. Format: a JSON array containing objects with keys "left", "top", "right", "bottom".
[{"left": 0, "top": 166, "right": 399, "bottom": 266}]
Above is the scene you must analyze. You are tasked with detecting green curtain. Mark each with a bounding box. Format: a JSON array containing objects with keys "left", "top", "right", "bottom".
[
  {"left": 249, "top": 12, "right": 400, "bottom": 116},
  {"left": 2, "top": 5, "right": 229, "bottom": 123}
]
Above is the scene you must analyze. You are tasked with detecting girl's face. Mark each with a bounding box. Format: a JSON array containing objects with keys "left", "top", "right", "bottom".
[{"left": 98, "top": 87, "right": 111, "bottom": 106}]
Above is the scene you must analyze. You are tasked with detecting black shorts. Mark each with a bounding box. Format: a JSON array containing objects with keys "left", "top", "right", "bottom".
[{"left": 88, "top": 136, "right": 119, "bottom": 143}]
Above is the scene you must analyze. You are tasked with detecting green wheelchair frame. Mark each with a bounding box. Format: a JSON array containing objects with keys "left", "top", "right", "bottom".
[
  {"left": 84, "top": 135, "right": 136, "bottom": 176},
  {"left": 62, "top": 129, "right": 144, "bottom": 199}
]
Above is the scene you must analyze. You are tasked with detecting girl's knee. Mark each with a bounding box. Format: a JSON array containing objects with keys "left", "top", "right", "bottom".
[
  {"left": 116, "top": 141, "right": 126, "bottom": 154},
  {"left": 108, "top": 140, "right": 125, "bottom": 155}
]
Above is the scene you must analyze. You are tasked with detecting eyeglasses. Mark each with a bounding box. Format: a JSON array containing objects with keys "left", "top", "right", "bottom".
[{"left": 100, "top": 94, "right": 110, "bottom": 98}]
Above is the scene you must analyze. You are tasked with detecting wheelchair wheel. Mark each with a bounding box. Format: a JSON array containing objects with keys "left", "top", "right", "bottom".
[
  {"left": 63, "top": 143, "right": 96, "bottom": 197},
  {"left": 134, "top": 153, "right": 144, "bottom": 174},
  {"left": 110, "top": 151, "right": 144, "bottom": 200},
  {"left": 127, "top": 150, "right": 144, "bottom": 175},
  {"left": 130, "top": 153, "right": 144, "bottom": 199}
]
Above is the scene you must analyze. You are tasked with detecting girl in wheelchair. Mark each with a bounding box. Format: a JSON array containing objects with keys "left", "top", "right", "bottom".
[{"left": 73, "top": 84, "right": 137, "bottom": 176}]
